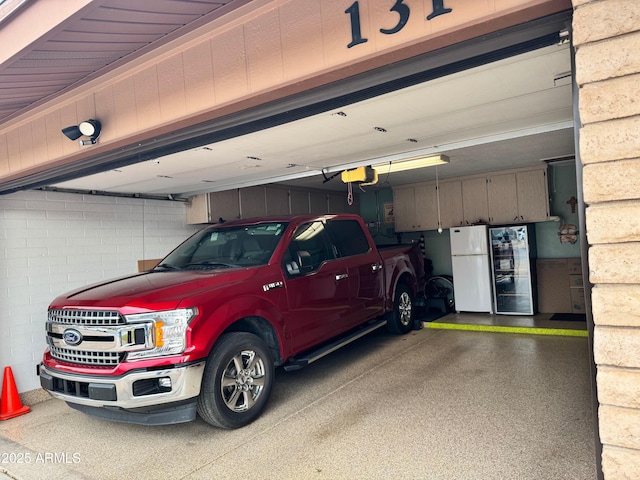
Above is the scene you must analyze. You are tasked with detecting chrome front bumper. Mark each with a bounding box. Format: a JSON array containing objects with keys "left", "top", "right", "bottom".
[{"left": 39, "top": 361, "right": 205, "bottom": 410}]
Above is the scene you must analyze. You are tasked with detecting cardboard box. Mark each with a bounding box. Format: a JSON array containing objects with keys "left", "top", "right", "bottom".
[
  {"left": 137, "top": 258, "right": 162, "bottom": 272},
  {"left": 567, "top": 258, "right": 582, "bottom": 274},
  {"left": 536, "top": 259, "right": 571, "bottom": 313}
]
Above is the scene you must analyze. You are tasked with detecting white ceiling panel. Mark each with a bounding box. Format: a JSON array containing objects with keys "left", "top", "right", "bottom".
[{"left": 51, "top": 42, "right": 574, "bottom": 196}]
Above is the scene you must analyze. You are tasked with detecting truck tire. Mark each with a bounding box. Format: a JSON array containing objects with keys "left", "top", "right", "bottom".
[
  {"left": 197, "top": 332, "right": 274, "bottom": 429},
  {"left": 386, "top": 284, "right": 414, "bottom": 335}
]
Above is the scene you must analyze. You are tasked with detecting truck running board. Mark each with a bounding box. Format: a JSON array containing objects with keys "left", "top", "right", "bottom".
[{"left": 283, "top": 319, "right": 387, "bottom": 371}]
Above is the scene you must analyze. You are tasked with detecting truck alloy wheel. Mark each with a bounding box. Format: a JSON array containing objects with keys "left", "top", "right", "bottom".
[
  {"left": 197, "top": 332, "right": 274, "bottom": 429},
  {"left": 386, "top": 284, "right": 414, "bottom": 335}
]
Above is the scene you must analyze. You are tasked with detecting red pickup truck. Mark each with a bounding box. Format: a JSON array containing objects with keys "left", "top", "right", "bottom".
[{"left": 39, "top": 214, "right": 424, "bottom": 428}]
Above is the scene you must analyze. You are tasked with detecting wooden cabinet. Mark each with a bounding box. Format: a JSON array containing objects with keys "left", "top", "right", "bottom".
[
  {"left": 310, "top": 191, "right": 328, "bottom": 213},
  {"left": 394, "top": 180, "right": 463, "bottom": 231},
  {"left": 415, "top": 184, "right": 438, "bottom": 230},
  {"left": 289, "top": 190, "right": 309, "bottom": 214},
  {"left": 240, "top": 186, "right": 267, "bottom": 218},
  {"left": 187, "top": 186, "right": 355, "bottom": 224},
  {"left": 537, "top": 258, "right": 583, "bottom": 314},
  {"left": 186, "top": 190, "right": 240, "bottom": 224},
  {"left": 487, "top": 173, "right": 518, "bottom": 224},
  {"left": 462, "top": 177, "right": 489, "bottom": 225},
  {"left": 516, "top": 169, "right": 549, "bottom": 222},
  {"left": 392, "top": 166, "right": 549, "bottom": 232},
  {"left": 328, "top": 193, "right": 344, "bottom": 213},
  {"left": 487, "top": 170, "right": 548, "bottom": 224},
  {"left": 265, "top": 186, "right": 290, "bottom": 215},
  {"left": 328, "top": 192, "right": 359, "bottom": 214},
  {"left": 186, "top": 194, "right": 209, "bottom": 224},
  {"left": 393, "top": 184, "right": 440, "bottom": 231},
  {"left": 393, "top": 187, "right": 417, "bottom": 231},
  {"left": 438, "top": 180, "right": 464, "bottom": 229}
]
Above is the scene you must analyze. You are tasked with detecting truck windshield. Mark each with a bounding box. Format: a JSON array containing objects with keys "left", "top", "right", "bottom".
[{"left": 158, "top": 222, "right": 287, "bottom": 270}]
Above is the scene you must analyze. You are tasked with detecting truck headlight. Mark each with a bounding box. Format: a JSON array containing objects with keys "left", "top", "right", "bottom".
[{"left": 126, "top": 308, "right": 197, "bottom": 359}]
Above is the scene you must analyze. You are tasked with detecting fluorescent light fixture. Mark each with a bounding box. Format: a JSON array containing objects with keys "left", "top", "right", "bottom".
[{"left": 373, "top": 154, "right": 449, "bottom": 173}]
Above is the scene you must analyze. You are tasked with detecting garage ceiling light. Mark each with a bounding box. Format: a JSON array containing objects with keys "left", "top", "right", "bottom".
[{"left": 373, "top": 154, "right": 449, "bottom": 173}]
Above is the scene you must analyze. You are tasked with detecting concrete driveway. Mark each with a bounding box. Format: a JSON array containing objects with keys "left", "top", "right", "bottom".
[{"left": 1, "top": 327, "right": 597, "bottom": 480}]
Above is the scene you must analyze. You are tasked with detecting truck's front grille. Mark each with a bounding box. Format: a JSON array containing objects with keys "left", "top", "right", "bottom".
[
  {"left": 49, "top": 345, "right": 123, "bottom": 366},
  {"left": 48, "top": 309, "right": 124, "bottom": 326}
]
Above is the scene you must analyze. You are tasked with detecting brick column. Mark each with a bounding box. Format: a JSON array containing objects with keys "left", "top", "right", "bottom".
[{"left": 573, "top": 0, "right": 640, "bottom": 478}]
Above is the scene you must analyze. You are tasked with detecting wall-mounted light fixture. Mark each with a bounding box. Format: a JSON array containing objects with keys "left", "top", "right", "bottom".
[
  {"left": 372, "top": 154, "right": 449, "bottom": 174},
  {"left": 62, "top": 119, "right": 102, "bottom": 145}
]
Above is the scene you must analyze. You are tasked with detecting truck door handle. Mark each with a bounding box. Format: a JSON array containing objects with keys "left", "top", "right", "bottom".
[
  {"left": 335, "top": 273, "right": 348, "bottom": 281},
  {"left": 371, "top": 263, "right": 383, "bottom": 272}
]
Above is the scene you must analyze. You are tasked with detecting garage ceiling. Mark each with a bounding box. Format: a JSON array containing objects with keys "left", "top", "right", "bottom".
[{"left": 49, "top": 41, "right": 574, "bottom": 197}]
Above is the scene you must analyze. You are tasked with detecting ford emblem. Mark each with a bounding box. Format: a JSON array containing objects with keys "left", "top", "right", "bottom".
[{"left": 63, "top": 329, "right": 83, "bottom": 346}]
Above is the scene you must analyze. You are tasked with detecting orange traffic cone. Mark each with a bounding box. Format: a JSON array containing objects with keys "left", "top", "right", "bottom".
[{"left": 0, "top": 366, "right": 30, "bottom": 420}]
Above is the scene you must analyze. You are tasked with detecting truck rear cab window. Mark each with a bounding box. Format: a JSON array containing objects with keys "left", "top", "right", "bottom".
[{"left": 325, "top": 219, "right": 371, "bottom": 257}]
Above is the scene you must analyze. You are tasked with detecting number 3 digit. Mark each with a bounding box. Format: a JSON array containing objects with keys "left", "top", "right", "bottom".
[{"left": 380, "top": 0, "right": 410, "bottom": 35}]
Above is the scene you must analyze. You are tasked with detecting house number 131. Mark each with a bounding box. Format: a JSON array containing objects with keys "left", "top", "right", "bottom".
[{"left": 345, "top": 0, "right": 453, "bottom": 48}]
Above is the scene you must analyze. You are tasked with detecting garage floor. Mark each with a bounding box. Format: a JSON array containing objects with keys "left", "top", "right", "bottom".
[
  {"left": 1, "top": 314, "right": 596, "bottom": 480},
  {"left": 433, "top": 311, "right": 588, "bottom": 327}
]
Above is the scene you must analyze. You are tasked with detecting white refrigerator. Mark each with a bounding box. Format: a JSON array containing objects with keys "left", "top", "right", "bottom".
[{"left": 449, "top": 225, "right": 493, "bottom": 313}]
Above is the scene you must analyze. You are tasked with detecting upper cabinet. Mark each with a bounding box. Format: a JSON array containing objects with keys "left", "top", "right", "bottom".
[
  {"left": 438, "top": 180, "right": 464, "bottom": 229},
  {"left": 310, "top": 191, "right": 328, "bottom": 214},
  {"left": 393, "top": 187, "right": 418, "bottom": 231},
  {"left": 265, "top": 186, "right": 290, "bottom": 215},
  {"left": 487, "top": 173, "right": 518, "bottom": 224},
  {"left": 394, "top": 181, "right": 462, "bottom": 231},
  {"left": 240, "top": 186, "right": 267, "bottom": 218},
  {"left": 187, "top": 186, "right": 358, "bottom": 224},
  {"left": 462, "top": 177, "right": 489, "bottom": 225},
  {"left": 186, "top": 189, "right": 240, "bottom": 224},
  {"left": 515, "top": 169, "right": 549, "bottom": 222},
  {"left": 393, "top": 166, "right": 549, "bottom": 232},
  {"left": 488, "top": 169, "right": 549, "bottom": 223},
  {"left": 328, "top": 192, "right": 359, "bottom": 214},
  {"left": 415, "top": 184, "right": 438, "bottom": 230}
]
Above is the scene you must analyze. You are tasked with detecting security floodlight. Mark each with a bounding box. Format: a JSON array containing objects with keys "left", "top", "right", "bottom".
[{"left": 62, "top": 119, "right": 102, "bottom": 145}]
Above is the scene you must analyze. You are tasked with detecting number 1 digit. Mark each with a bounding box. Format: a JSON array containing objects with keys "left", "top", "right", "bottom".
[
  {"left": 426, "top": 0, "right": 452, "bottom": 20},
  {"left": 346, "top": 2, "right": 368, "bottom": 48}
]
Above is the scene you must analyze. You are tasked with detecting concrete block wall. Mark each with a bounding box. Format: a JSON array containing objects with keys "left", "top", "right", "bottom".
[
  {"left": 573, "top": 0, "right": 640, "bottom": 478},
  {"left": 0, "top": 189, "right": 199, "bottom": 394}
]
